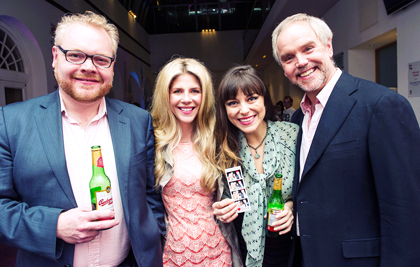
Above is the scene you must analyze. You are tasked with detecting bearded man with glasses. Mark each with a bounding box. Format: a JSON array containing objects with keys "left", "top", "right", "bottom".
[{"left": 0, "top": 11, "right": 165, "bottom": 267}]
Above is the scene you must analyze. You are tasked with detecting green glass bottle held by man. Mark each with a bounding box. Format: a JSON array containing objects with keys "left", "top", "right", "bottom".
[{"left": 90, "top": 146, "right": 114, "bottom": 215}]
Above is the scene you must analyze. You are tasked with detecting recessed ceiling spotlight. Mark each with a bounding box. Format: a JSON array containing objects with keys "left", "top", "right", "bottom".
[{"left": 128, "top": 10, "right": 137, "bottom": 19}]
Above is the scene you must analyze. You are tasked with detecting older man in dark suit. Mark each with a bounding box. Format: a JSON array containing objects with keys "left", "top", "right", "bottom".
[
  {"left": 0, "top": 11, "right": 165, "bottom": 266},
  {"left": 272, "top": 13, "right": 420, "bottom": 267}
]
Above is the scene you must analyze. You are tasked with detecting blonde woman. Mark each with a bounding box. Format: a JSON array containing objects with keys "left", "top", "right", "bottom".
[{"left": 150, "top": 58, "right": 242, "bottom": 267}]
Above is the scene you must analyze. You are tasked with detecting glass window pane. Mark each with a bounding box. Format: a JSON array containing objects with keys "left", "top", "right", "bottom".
[
  {"left": 221, "top": 2, "right": 234, "bottom": 31},
  {"left": 5, "top": 87, "right": 23, "bottom": 104},
  {"left": 0, "top": 29, "right": 5, "bottom": 44},
  {"left": 11, "top": 47, "right": 22, "bottom": 62},
  {"left": 153, "top": 7, "right": 168, "bottom": 34},
  {"left": 2, "top": 46, "right": 10, "bottom": 59},
  {"left": 118, "top": 0, "right": 271, "bottom": 34},
  {"left": 233, "top": 3, "right": 248, "bottom": 29},
  {"left": 167, "top": 6, "right": 180, "bottom": 33},
  {"left": 8, "top": 62, "right": 16, "bottom": 71},
  {"left": 6, "top": 54, "right": 14, "bottom": 65},
  {"left": 180, "top": 5, "right": 195, "bottom": 32},
  {"left": 207, "top": 4, "right": 219, "bottom": 30},
  {"left": 5, "top": 35, "right": 14, "bottom": 50},
  {"left": 16, "top": 59, "right": 24, "bottom": 72},
  {"left": 197, "top": 4, "right": 209, "bottom": 30}
]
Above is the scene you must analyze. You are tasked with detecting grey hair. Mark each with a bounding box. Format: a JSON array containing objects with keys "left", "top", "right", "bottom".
[{"left": 272, "top": 13, "right": 333, "bottom": 65}]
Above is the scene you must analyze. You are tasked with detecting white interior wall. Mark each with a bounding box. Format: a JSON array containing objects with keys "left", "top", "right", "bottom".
[
  {"left": 394, "top": 2, "right": 420, "bottom": 118},
  {"left": 348, "top": 49, "right": 376, "bottom": 81},
  {"left": 323, "top": 0, "right": 420, "bottom": 121}
]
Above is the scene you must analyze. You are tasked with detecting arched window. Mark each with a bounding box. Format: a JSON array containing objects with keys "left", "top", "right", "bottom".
[
  {"left": 0, "top": 25, "right": 28, "bottom": 106},
  {"left": 0, "top": 28, "right": 25, "bottom": 73}
]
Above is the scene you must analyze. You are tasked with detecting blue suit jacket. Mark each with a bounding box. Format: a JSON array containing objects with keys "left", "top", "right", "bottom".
[
  {"left": 291, "top": 72, "right": 420, "bottom": 267},
  {"left": 0, "top": 90, "right": 165, "bottom": 267}
]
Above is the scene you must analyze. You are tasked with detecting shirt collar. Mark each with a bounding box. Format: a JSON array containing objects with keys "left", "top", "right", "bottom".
[
  {"left": 59, "top": 90, "right": 107, "bottom": 124},
  {"left": 300, "top": 68, "right": 342, "bottom": 114}
]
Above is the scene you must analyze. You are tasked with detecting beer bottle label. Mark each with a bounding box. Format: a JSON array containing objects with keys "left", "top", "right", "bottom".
[
  {"left": 267, "top": 208, "right": 282, "bottom": 231},
  {"left": 97, "top": 156, "right": 104, "bottom": 168},
  {"left": 95, "top": 186, "right": 114, "bottom": 211}
]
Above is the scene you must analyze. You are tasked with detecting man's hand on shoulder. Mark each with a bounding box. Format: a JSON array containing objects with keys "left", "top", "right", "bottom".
[{"left": 56, "top": 206, "right": 119, "bottom": 244}]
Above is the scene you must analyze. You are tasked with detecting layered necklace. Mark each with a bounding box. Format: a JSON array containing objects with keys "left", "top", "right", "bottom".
[{"left": 247, "top": 124, "right": 268, "bottom": 159}]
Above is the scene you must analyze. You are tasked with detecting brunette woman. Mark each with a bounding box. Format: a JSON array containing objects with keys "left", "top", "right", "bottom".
[{"left": 213, "top": 65, "right": 298, "bottom": 267}]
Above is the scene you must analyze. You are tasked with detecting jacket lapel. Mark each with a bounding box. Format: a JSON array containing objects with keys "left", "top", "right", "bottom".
[
  {"left": 301, "top": 72, "right": 357, "bottom": 180},
  {"left": 34, "top": 91, "right": 77, "bottom": 207},
  {"left": 106, "top": 98, "right": 131, "bottom": 220},
  {"left": 292, "top": 109, "right": 304, "bottom": 196}
]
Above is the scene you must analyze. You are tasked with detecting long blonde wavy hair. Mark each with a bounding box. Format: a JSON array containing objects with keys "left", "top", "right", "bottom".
[{"left": 150, "top": 57, "right": 218, "bottom": 192}]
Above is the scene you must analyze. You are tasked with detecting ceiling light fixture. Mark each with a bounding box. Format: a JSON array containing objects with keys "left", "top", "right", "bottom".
[{"left": 129, "top": 10, "right": 137, "bottom": 19}]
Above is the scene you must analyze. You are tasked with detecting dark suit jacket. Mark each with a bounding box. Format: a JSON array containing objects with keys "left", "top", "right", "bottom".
[
  {"left": 0, "top": 90, "right": 165, "bottom": 267},
  {"left": 290, "top": 72, "right": 420, "bottom": 267}
]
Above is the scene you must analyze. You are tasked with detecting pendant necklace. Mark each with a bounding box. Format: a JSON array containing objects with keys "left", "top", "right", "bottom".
[{"left": 247, "top": 125, "right": 268, "bottom": 159}]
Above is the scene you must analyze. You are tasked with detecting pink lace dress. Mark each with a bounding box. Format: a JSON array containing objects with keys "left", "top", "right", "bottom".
[{"left": 162, "top": 142, "right": 232, "bottom": 267}]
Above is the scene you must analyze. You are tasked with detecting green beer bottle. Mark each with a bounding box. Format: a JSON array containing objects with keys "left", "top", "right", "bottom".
[
  {"left": 89, "top": 146, "right": 114, "bottom": 215},
  {"left": 267, "top": 173, "right": 285, "bottom": 237}
]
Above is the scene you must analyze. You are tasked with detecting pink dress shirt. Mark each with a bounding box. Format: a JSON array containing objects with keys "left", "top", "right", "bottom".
[
  {"left": 297, "top": 69, "right": 342, "bottom": 235},
  {"left": 60, "top": 94, "right": 130, "bottom": 267}
]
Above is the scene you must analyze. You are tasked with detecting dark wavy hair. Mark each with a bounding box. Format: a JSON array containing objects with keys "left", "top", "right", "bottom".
[{"left": 215, "top": 65, "right": 276, "bottom": 171}]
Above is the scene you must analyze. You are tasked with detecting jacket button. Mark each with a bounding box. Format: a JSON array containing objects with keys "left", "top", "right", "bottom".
[{"left": 64, "top": 265, "right": 71, "bottom": 267}]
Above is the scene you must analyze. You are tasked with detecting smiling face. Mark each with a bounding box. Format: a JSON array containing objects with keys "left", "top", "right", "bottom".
[
  {"left": 276, "top": 21, "right": 335, "bottom": 97},
  {"left": 52, "top": 23, "right": 114, "bottom": 103},
  {"left": 225, "top": 89, "right": 266, "bottom": 136},
  {"left": 169, "top": 73, "right": 202, "bottom": 129}
]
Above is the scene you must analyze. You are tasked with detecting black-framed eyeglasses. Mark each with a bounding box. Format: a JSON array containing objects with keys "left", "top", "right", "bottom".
[{"left": 57, "top": 46, "right": 115, "bottom": 69}]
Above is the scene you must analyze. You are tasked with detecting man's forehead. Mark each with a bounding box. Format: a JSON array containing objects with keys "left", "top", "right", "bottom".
[
  {"left": 60, "top": 23, "right": 113, "bottom": 54},
  {"left": 282, "top": 21, "right": 313, "bottom": 35},
  {"left": 278, "top": 22, "right": 317, "bottom": 44},
  {"left": 277, "top": 22, "right": 321, "bottom": 54}
]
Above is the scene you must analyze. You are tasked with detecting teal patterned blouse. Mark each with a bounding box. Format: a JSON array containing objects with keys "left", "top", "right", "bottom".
[{"left": 238, "top": 120, "right": 299, "bottom": 267}]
